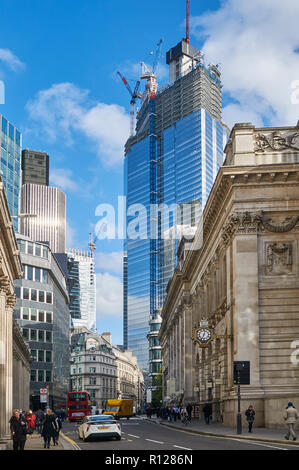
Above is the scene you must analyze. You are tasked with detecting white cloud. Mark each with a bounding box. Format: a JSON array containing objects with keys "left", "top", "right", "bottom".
[
  {"left": 96, "top": 272, "right": 123, "bottom": 319},
  {"left": 95, "top": 251, "right": 123, "bottom": 276},
  {"left": 66, "top": 221, "right": 77, "bottom": 248},
  {"left": 26, "top": 83, "right": 130, "bottom": 167},
  {"left": 50, "top": 168, "right": 79, "bottom": 192},
  {"left": 0, "top": 48, "right": 25, "bottom": 72},
  {"left": 190, "top": 0, "right": 299, "bottom": 127}
]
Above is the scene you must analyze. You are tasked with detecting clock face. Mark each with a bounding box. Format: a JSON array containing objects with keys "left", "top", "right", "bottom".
[{"left": 196, "top": 328, "right": 212, "bottom": 344}]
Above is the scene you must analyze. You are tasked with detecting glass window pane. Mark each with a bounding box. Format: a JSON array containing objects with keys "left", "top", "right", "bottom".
[
  {"left": 39, "top": 291, "right": 45, "bottom": 303},
  {"left": 46, "top": 371, "right": 51, "bottom": 382},
  {"left": 38, "top": 311, "right": 44, "bottom": 322},
  {"left": 35, "top": 268, "right": 41, "bottom": 282},
  {"left": 30, "top": 309, "right": 37, "bottom": 321},
  {"left": 43, "top": 247, "right": 48, "bottom": 258},
  {"left": 23, "top": 288, "right": 29, "bottom": 300},
  {"left": 38, "top": 370, "right": 44, "bottom": 382},
  {"left": 46, "top": 292, "right": 52, "bottom": 304},
  {"left": 27, "top": 242, "right": 33, "bottom": 255},
  {"left": 30, "top": 329, "right": 37, "bottom": 341},
  {"left": 31, "top": 289, "right": 37, "bottom": 301},
  {"left": 35, "top": 244, "right": 41, "bottom": 257},
  {"left": 46, "top": 351, "right": 52, "bottom": 363},
  {"left": 38, "top": 330, "right": 44, "bottom": 342},
  {"left": 30, "top": 370, "right": 36, "bottom": 382},
  {"left": 46, "top": 312, "right": 52, "bottom": 323},
  {"left": 30, "top": 350, "right": 37, "bottom": 361},
  {"left": 42, "top": 270, "right": 48, "bottom": 283},
  {"left": 22, "top": 307, "right": 29, "bottom": 320},
  {"left": 14, "top": 286, "right": 21, "bottom": 298},
  {"left": 22, "top": 328, "right": 29, "bottom": 341},
  {"left": 38, "top": 350, "right": 44, "bottom": 362},
  {"left": 46, "top": 331, "right": 52, "bottom": 343},
  {"left": 27, "top": 266, "right": 33, "bottom": 281}
]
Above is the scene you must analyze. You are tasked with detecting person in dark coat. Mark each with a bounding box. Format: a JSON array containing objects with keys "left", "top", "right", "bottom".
[
  {"left": 186, "top": 404, "right": 193, "bottom": 421},
  {"left": 9, "top": 410, "right": 27, "bottom": 451},
  {"left": 52, "top": 413, "right": 62, "bottom": 445},
  {"left": 203, "top": 403, "right": 211, "bottom": 424},
  {"left": 245, "top": 405, "right": 255, "bottom": 433},
  {"left": 41, "top": 410, "right": 58, "bottom": 448}
]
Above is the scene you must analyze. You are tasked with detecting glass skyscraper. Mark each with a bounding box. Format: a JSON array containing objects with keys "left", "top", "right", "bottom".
[
  {"left": 0, "top": 114, "right": 22, "bottom": 231},
  {"left": 124, "top": 40, "right": 228, "bottom": 371}
]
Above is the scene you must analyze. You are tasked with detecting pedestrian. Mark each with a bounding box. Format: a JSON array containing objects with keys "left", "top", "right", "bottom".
[
  {"left": 9, "top": 409, "right": 27, "bottom": 451},
  {"left": 41, "top": 409, "right": 58, "bottom": 449},
  {"left": 245, "top": 405, "right": 255, "bottom": 433},
  {"left": 203, "top": 403, "right": 211, "bottom": 424},
  {"left": 283, "top": 402, "right": 298, "bottom": 441},
  {"left": 26, "top": 409, "right": 36, "bottom": 439},
  {"left": 52, "top": 412, "right": 62, "bottom": 446},
  {"left": 186, "top": 404, "right": 193, "bottom": 421},
  {"left": 35, "top": 409, "right": 45, "bottom": 434}
]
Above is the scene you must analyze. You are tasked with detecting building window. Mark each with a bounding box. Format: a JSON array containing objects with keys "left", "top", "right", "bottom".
[
  {"left": 30, "top": 329, "right": 37, "bottom": 341},
  {"left": 43, "top": 247, "right": 48, "bottom": 259},
  {"left": 90, "top": 368, "right": 96, "bottom": 374},
  {"left": 38, "top": 370, "right": 44, "bottom": 382},
  {"left": 39, "top": 291, "right": 45, "bottom": 303},
  {"left": 27, "top": 242, "right": 33, "bottom": 255},
  {"left": 23, "top": 288, "right": 29, "bottom": 300},
  {"left": 38, "top": 350, "right": 44, "bottom": 362},
  {"left": 89, "top": 377, "right": 96, "bottom": 385},
  {"left": 46, "top": 371, "right": 51, "bottom": 382},
  {"left": 15, "top": 286, "right": 21, "bottom": 298},
  {"left": 27, "top": 266, "right": 34, "bottom": 281},
  {"left": 22, "top": 307, "right": 29, "bottom": 320},
  {"left": 90, "top": 389, "right": 96, "bottom": 398},
  {"left": 90, "top": 356, "right": 96, "bottom": 361},
  {"left": 35, "top": 267, "right": 41, "bottom": 282},
  {"left": 30, "top": 309, "right": 37, "bottom": 321},
  {"left": 38, "top": 311, "right": 45, "bottom": 322},
  {"left": 42, "top": 270, "right": 48, "bottom": 283},
  {"left": 46, "top": 312, "right": 52, "bottom": 323},
  {"left": 35, "top": 244, "right": 41, "bottom": 257},
  {"left": 46, "top": 331, "right": 52, "bottom": 343},
  {"left": 46, "top": 292, "right": 53, "bottom": 304},
  {"left": 38, "top": 330, "right": 44, "bottom": 342},
  {"left": 30, "top": 350, "right": 37, "bottom": 361},
  {"left": 46, "top": 351, "right": 52, "bottom": 363},
  {"left": 22, "top": 328, "right": 29, "bottom": 341},
  {"left": 30, "top": 370, "right": 36, "bottom": 382},
  {"left": 31, "top": 289, "right": 37, "bottom": 301}
]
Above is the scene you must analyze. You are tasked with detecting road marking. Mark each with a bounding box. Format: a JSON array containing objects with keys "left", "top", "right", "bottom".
[
  {"left": 127, "top": 434, "right": 140, "bottom": 439},
  {"left": 232, "top": 439, "right": 288, "bottom": 451},
  {"left": 173, "top": 445, "right": 192, "bottom": 450},
  {"left": 60, "top": 431, "right": 81, "bottom": 450},
  {"left": 146, "top": 439, "right": 164, "bottom": 444}
]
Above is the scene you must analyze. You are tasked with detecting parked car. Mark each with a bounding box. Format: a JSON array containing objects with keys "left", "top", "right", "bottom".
[{"left": 77, "top": 415, "right": 121, "bottom": 442}]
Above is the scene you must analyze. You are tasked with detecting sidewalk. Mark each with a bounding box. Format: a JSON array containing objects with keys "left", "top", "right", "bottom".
[
  {"left": 144, "top": 417, "right": 299, "bottom": 447},
  {"left": 6, "top": 430, "right": 77, "bottom": 451}
]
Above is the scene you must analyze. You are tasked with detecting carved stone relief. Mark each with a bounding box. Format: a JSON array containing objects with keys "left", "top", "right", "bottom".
[{"left": 265, "top": 242, "right": 294, "bottom": 276}]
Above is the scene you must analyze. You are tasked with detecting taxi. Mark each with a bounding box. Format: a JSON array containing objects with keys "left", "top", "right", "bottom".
[{"left": 77, "top": 415, "right": 121, "bottom": 442}]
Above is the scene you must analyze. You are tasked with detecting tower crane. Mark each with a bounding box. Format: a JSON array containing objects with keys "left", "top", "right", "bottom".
[
  {"left": 140, "top": 38, "right": 163, "bottom": 99},
  {"left": 117, "top": 71, "right": 141, "bottom": 137}
]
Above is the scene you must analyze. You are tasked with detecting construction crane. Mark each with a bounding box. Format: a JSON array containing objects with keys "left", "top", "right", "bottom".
[
  {"left": 140, "top": 38, "right": 163, "bottom": 99},
  {"left": 88, "top": 232, "right": 96, "bottom": 254},
  {"left": 117, "top": 71, "right": 141, "bottom": 137},
  {"left": 185, "top": 0, "right": 190, "bottom": 43}
]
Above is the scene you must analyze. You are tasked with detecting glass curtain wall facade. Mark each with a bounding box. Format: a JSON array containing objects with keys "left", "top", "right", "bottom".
[
  {"left": 124, "top": 41, "right": 227, "bottom": 372},
  {"left": 0, "top": 114, "right": 21, "bottom": 231}
]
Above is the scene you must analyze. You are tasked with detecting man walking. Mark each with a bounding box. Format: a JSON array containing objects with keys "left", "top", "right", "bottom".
[
  {"left": 9, "top": 410, "right": 27, "bottom": 451},
  {"left": 186, "top": 404, "right": 193, "bottom": 422},
  {"left": 283, "top": 402, "right": 298, "bottom": 441}
]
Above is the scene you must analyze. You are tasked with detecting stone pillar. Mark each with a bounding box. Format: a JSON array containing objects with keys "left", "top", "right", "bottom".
[
  {"left": 184, "top": 305, "right": 193, "bottom": 401},
  {"left": 0, "top": 287, "right": 8, "bottom": 441}
]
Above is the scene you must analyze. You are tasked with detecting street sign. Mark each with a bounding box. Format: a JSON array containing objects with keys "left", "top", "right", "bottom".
[{"left": 40, "top": 388, "right": 48, "bottom": 394}]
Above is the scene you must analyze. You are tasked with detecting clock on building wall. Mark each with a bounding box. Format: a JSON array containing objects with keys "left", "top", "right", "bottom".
[{"left": 192, "top": 319, "right": 213, "bottom": 348}]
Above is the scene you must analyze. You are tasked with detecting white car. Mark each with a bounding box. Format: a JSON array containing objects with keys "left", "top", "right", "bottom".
[{"left": 77, "top": 415, "right": 121, "bottom": 442}]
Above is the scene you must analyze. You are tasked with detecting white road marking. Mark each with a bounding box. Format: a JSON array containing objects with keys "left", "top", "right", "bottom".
[
  {"left": 232, "top": 439, "right": 288, "bottom": 451},
  {"left": 173, "top": 445, "right": 192, "bottom": 450},
  {"left": 146, "top": 439, "right": 164, "bottom": 444},
  {"left": 127, "top": 434, "right": 140, "bottom": 439}
]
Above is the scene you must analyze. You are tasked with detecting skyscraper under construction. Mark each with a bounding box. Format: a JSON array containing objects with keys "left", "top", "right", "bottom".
[{"left": 124, "top": 37, "right": 228, "bottom": 371}]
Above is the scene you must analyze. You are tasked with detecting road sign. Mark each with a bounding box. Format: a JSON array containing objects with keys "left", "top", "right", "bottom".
[
  {"left": 40, "top": 388, "right": 48, "bottom": 394},
  {"left": 233, "top": 361, "right": 250, "bottom": 385}
]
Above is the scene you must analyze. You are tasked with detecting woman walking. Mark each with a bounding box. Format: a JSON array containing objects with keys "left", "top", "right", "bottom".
[
  {"left": 245, "top": 405, "right": 255, "bottom": 433},
  {"left": 41, "top": 410, "right": 58, "bottom": 449},
  {"left": 26, "top": 410, "right": 36, "bottom": 439},
  {"left": 9, "top": 409, "right": 27, "bottom": 451}
]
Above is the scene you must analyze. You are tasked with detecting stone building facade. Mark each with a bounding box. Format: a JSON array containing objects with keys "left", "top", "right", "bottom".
[
  {"left": 159, "top": 122, "right": 299, "bottom": 428},
  {"left": 0, "top": 180, "right": 23, "bottom": 444},
  {"left": 12, "top": 319, "right": 31, "bottom": 411}
]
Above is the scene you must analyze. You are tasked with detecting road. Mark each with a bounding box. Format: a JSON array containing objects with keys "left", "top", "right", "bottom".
[{"left": 61, "top": 417, "right": 298, "bottom": 451}]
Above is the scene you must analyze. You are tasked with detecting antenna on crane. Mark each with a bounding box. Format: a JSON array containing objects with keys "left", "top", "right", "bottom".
[
  {"left": 117, "top": 71, "right": 141, "bottom": 137},
  {"left": 186, "top": 0, "right": 190, "bottom": 43},
  {"left": 89, "top": 232, "right": 96, "bottom": 255}
]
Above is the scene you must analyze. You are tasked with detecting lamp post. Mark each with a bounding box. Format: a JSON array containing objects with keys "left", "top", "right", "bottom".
[{"left": 236, "top": 364, "right": 242, "bottom": 434}]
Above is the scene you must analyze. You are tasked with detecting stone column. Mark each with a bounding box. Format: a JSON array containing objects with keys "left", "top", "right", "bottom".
[
  {"left": 0, "top": 286, "right": 8, "bottom": 441},
  {"left": 184, "top": 304, "right": 193, "bottom": 401},
  {"left": 5, "top": 295, "right": 15, "bottom": 438}
]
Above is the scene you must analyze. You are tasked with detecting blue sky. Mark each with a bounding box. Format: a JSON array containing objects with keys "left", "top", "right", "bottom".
[{"left": 1, "top": 0, "right": 298, "bottom": 345}]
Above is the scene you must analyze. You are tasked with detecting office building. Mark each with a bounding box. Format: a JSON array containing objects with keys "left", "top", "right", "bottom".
[
  {"left": 14, "top": 233, "right": 70, "bottom": 410},
  {"left": 22, "top": 149, "right": 49, "bottom": 186},
  {"left": 124, "top": 38, "right": 227, "bottom": 370},
  {"left": 19, "top": 183, "right": 66, "bottom": 253},
  {"left": 0, "top": 114, "right": 22, "bottom": 231},
  {"left": 66, "top": 249, "right": 96, "bottom": 332}
]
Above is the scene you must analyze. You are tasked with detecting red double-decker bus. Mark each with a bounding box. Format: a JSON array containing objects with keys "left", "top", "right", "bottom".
[{"left": 67, "top": 391, "right": 91, "bottom": 422}]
